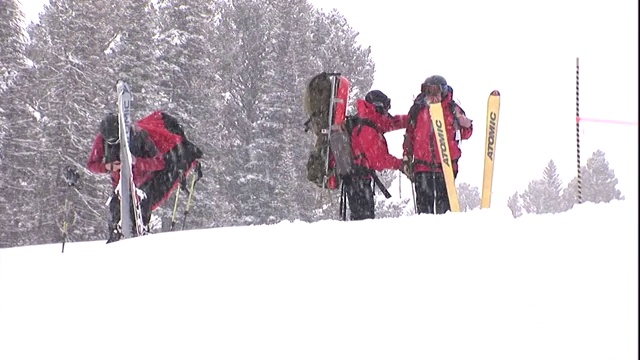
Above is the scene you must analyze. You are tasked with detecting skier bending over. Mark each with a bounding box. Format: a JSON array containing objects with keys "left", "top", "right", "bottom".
[{"left": 87, "top": 111, "right": 202, "bottom": 242}]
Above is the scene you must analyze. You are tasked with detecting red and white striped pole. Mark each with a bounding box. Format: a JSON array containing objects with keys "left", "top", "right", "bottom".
[{"left": 576, "top": 57, "right": 583, "bottom": 204}]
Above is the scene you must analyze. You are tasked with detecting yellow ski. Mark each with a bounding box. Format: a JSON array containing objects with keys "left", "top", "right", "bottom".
[
  {"left": 481, "top": 90, "right": 501, "bottom": 209},
  {"left": 428, "top": 102, "right": 460, "bottom": 212}
]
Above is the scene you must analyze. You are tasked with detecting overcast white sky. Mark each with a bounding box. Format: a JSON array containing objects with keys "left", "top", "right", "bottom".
[{"left": 20, "top": 0, "right": 639, "bottom": 203}]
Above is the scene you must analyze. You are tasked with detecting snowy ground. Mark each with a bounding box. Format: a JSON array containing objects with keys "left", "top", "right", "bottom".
[{"left": 0, "top": 198, "right": 637, "bottom": 360}]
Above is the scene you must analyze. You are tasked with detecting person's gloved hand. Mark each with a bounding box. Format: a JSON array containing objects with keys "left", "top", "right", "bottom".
[
  {"left": 105, "top": 161, "right": 121, "bottom": 172},
  {"left": 400, "top": 157, "right": 414, "bottom": 182}
]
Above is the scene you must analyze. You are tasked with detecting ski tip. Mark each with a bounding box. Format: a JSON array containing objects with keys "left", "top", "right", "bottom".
[{"left": 490, "top": 90, "right": 500, "bottom": 96}]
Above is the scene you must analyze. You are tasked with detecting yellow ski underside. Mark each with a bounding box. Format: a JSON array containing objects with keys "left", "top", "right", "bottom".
[
  {"left": 481, "top": 90, "right": 501, "bottom": 209},
  {"left": 428, "top": 102, "right": 460, "bottom": 212}
]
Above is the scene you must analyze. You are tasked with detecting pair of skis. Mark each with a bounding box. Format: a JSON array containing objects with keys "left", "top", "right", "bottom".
[
  {"left": 427, "top": 90, "right": 501, "bottom": 212},
  {"left": 114, "top": 80, "right": 145, "bottom": 240},
  {"left": 321, "top": 73, "right": 349, "bottom": 190}
]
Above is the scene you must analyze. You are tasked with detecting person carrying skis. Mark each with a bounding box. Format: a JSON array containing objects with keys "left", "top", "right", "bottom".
[
  {"left": 402, "top": 75, "right": 473, "bottom": 214},
  {"left": 87, "top": 111, "right": 202, "bottom": 242},
  {"left": 343, "top": 90, "right": 408, "bottom": 220}
]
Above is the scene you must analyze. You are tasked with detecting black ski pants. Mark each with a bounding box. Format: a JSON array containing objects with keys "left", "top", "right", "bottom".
[
  {"left": 107, "top": 172, "right": 175, "bottom": 239},
  {"left": 414, "top": 171, "right": 457, "bottom": 215},
  {"left": 343, "top": 176, "right": 375, "bottom": 221}
]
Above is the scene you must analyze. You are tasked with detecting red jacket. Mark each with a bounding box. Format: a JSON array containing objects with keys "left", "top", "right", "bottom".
[
  {"left": 87, "top": 126, "right": 165, "bottom": 188},
  {"left": 350, "top": 99, "right": 407, "bottom": 172},
  {"left": 137, "top": 111, "right": 184, "bottom": 155},
  {"left": 403, "top": 92, "right": 473, "bottom": 173}
]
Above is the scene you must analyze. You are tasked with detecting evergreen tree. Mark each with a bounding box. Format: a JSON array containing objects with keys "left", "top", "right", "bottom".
[
  {"left": 310, "top": 8, "right": 375, "bottom": 111},
  {"left": 375, "top": 196, "right": 412, "bottom": 218},
  {"left": 0, "top": 0, "right": 24, "bottom": 93},
  {"left": 565, "top": 150, "right": 624, "bottom": 205},
  {"left": 104, "top": 0, "right": 164, "bottom": 113},
  {"left": 541, "top": 159, "right": 566, "bottom": 213},
  {"left": 0, "top": 0, "right": 25, "bottom": 163},
  {"left": 520, "top": 160, "right": 566, "bottom": 215},
  {"left": 507, "top": 191, "right": 523, "bottom": 218},
  {"left": 520, "top": 179, "right": 547, "bottom": 214},
  {"left": 209, "top": 0, "right": 376, "bottom": 225},
  {"left": 456, "top": 182, "right": 480, "bottom": 212},
  {"left": 153, "top": 0, "right": 235, "bottom": 230},
  {"left": 258, "top": 0, "right": 322, "bottom": 223},
  {"left": 0, "top": 0, "right": 29, "bottom": 247},
  {"left": 211, "top": 0, "right": 282, "bottom": 225}
]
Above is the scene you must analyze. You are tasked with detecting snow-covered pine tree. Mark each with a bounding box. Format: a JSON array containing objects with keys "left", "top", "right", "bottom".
[
  {"left": 565, "top": 150, "right": 624, "bottom": 205},
  {"left": 520, "top": 160, "right": 566, "bottom": 214},
  {"left": 507, "top": 192, "right": 523, "bottom": 218},
  {"left": 541, "top": 160, "right": 566, "bottom": 213},
  {"left": 457, "top": 182, "right": 481, "bottom": 212}
]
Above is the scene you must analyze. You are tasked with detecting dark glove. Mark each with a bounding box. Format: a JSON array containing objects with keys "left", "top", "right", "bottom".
[
  {"left": 105, "top": 161, "right": 121, "bottom": 173},
  {"left": 64, "top": 166, "right": 80, "bottom": 187}
]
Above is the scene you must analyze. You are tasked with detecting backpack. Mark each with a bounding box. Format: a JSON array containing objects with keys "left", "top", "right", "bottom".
[
  {"left": 303, "top": 72, "right": 334, "bottom": 136},
  {"left": 303, "top": 72, "right": 349, "bottom": 189},
  {"left": 307, "top": 114, "right": 391, "bottom": 198},
  {"left": 136, "top": 112, "right": 204, "bottom": 194},
  {"left": 330, "top": 115, "right": 380, "bottom": 176},
  {"left": 305, "top": 118, "right": 356, "bottom": 190},
  {"left": 137, "top": 112, "right": 203, "bottom": 162}
]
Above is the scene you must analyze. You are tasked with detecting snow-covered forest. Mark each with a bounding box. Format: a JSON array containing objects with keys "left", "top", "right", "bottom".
[{"left": 1, "top": 0, "right": 379, "bottom": 246}]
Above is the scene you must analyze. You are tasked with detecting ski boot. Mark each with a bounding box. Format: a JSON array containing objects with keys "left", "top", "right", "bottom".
[{"left": 106, "top": 223, "right": 122, "bottom": 244}]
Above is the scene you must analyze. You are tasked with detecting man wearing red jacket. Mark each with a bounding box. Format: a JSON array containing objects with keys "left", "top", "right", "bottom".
[
  {"left": 403, "top": 75, "right": 473, "bottom": 214},
  {"left": 344, "top": 90, "right": 408, "bottom": 220},
  {"left": 87, "top": 113, "right": 168, "bottom": 242}
]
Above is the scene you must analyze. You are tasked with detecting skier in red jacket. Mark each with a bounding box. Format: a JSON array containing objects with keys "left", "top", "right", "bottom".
[
  {"left": 87, "top": 111, "right": 202, "bottom": 242},
  {"left": 344, "top": 90, "right": 408, "bottom": 220},
  {"left": 402, "top": 75, "right": 473, "bottom": 214}
]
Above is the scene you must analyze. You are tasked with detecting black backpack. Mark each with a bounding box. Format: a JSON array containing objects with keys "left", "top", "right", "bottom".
[
  {"left": 307, "top": 115, "right": 379, "bottom": 187},
  {"left": 331, "top": 116, "right": 391, "bottom": 198}
]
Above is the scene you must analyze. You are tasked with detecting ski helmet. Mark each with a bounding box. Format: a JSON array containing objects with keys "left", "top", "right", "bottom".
[
  {"left": 421, "top": 75, "right": 449, "bottom": 97},
  {"left": 100, "top": 113, "right": 119, "bottom": 144},
  {"left": 365, "top": 90, "right": 391, "bottom": 113},
  {"left": 99, "top": 113, "right": 122, "bottom": 164}
]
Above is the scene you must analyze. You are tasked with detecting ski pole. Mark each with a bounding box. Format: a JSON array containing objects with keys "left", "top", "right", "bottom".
[
  {"left": 61, "top": 166, "right": 80, "bottom": 253},
  {"left": 181, "top": 162, "right": 202, "bottom": 231},
  {"left": 170, "top": 187, "right": 181, "bottom": 231},
  {"left": 339, "top": 179, "right": 347, "bottom": 221},
  {"left": 61, "top": 199, "right": 76, "bottom": 253},
  {"left": 180, "top": 174, "right": 197, "bottom": 231},
  {"left": 411, "top": 177, "right": 417, "bottom": 215},
  {"left": 61, "top": 198, "right": 70, "bottom": 253},
  {"left": 371, "top": 172, "right": 391, "bottom": 199}
]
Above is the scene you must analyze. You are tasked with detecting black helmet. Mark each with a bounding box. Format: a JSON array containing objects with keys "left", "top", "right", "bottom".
[
  {"left": 100, "top": 113, "right": 119, "bottom": 144},
  {"left": 99, "top": 113, "right": 121, "bottom": 164},
  {"left": 365, "top": 90, "right": 391, "bottom": 113},
  {"left": 421, "top": 75, "right": 449, "bottom": 97}
]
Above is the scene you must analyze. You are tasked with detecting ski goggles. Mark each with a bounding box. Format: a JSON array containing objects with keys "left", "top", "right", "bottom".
[
  {"left": 423, "top": 84, "right": 443, "bottom": 97},
  {"left": 371, "top": 99, "right": 391, "bottom": 111}
]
